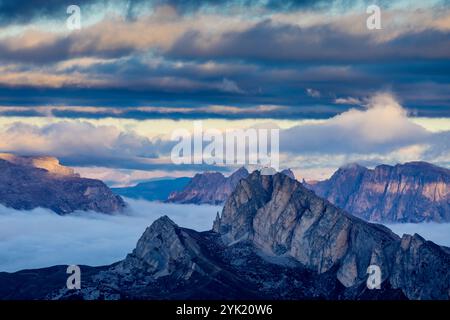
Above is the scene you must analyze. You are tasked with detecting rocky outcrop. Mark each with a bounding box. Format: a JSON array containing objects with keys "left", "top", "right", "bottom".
[
  {"left": 0, "top": 154, "right": 125, "bottom": 214},
  {"left": 167, "top": 167, "right": 249, "bottom": 205},
  {"left": 8, "top": 171, "right": 445, "bottom": 300},
  {"left": 390, "top": 234, "right": 450, "bottom": 299},
  {"left": 305, "top": 162, "right": 450, "bottom": 223}
]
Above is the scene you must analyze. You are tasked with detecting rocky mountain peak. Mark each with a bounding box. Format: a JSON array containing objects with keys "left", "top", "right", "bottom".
[
  {"left": 116, "top": 215, "right": 220, "bottom": 283},
  {"left": 167, "top": 168, "right": 246, "bottom": 205},
  {"left": 339, "top": 162, "right": 366, "bottom": 171},
  {"left": 0, "top": 153, "right": 125, "bottom": 214},
  {"left": 212, "top": 171, "right": 450, "bottom": 298},
  {"left": 0, "top": 153, "right": 78, "bottom": 176},
  {"left": 228, "top": 166, "right": 249, "bottom": 182},
  {"left": 129, "top": 216, "right": 194, "bottom": 277},
  {"left": 281, "top": 168, "right": 295, "bottom": 179},
  {"left": 214, "top": 171, "right": 316, "bottom": 237}
]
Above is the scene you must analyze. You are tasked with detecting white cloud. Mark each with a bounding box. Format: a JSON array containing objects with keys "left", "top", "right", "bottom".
[
  {"left": 0, "top": 199, "right": 448, "bottom": 274},
  {"left": 279, "top": 93, "right": 450, "bottom": 179},
  {"left": 0, "top": 93, "right": 448, "bottom": 182},
  {"left": 0, "top": 121, "right": 172, "bottom": 167},
  {"left": 334, "top": 96, "right": 362, "bottom": 105},
  {"left": 0, "top": 199, "right": 221, "bottom": 272},
  {"left": 282, "top": 93, "right": 434, "bottom": 154}
]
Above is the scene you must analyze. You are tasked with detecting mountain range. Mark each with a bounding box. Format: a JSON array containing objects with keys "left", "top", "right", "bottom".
[
  {"left": 1, "top": 171, "right": 449, "bottom": 300},
  {"left": 115, "top": 161, "right": 449, "bottom": 224},
  {"left": 305, "top": 162, "right": 450, "bottom": 223},
  {"left": 2, "top": 153, "right": 448, "bottom": 224},
  {"left": 166, "top": 167, "right": 250, "bottom": 205},
  {"left": 0, "top": 153, "right": 125, "bottom": 214},
  {"left": 166, "top": 167, "right": 295, "bottom": 205},
  {"left": 114, "top": 167, "right": 295, "bottom": 205}
]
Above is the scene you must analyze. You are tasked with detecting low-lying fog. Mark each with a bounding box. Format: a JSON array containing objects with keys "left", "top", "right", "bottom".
[{"left": 0, "top": 199, "right": 221, "bottom": 272}]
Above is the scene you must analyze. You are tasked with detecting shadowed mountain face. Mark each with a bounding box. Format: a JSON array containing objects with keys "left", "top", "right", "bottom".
[
  {"left": 3, "top": 172, "right": 448, "bottom": 300},
  {"left": 0, "top": 154, "right": 125, "bottom": 215},
  {"left": 167, "top": 167, "right": 250, "bottom": 205},
  {"left": 166, "top": 167, "right": 296, "bottom": 205},
  {"left": 305, "top": 162, "right": 450, "bottom": 223}
]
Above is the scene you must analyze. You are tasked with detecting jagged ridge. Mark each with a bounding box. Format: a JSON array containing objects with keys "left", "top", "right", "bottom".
[{"left": 305, "top": 161, "right": 450, "bottom": 223}]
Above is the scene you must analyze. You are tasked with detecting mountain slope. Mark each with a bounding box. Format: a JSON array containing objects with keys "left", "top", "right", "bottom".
[
  {"left": 167, "top": 167, "right": 249, "bottom": 205},
  {"left": 0, "top": 154, "right": 125, "bottom": 214},
  {"left": 305, "top": 162, "right": 450, "bottom": 223},
  {"left": 2, "top": 171, "right": 448, "bottom": 300}
]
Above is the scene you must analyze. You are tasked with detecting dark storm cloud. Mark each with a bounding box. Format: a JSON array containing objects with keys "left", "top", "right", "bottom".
[
  {"left": 1, "top": 50, "right": 449, "bottom": 118},
  {"left": 3, "top": 17, "right": 449, "bottom": 65},
  {"left": 0, "top": 0, "right": 105, "bottom": 25},
  {"left": 146, "top": 0, "right": 400, "bottom": 14},
  {"left": 0, "top": 1, "right": 449, "bottom": 118},
  {"left": 0, "top": 32, "right": 138, "bottom": 64},
  {"left": 0, "top": 0, "right": 394, "bottom": 25},
  {"left": 168, "top": 21, "right": 450, "bottom": 63}
]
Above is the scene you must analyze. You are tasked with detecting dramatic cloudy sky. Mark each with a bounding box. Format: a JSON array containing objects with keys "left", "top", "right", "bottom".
[{"left": 0, "top": 0, "right": 449, "bottom": 184}]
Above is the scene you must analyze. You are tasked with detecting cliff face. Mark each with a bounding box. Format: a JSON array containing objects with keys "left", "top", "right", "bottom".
[
  {"left": 214, "top": 172, "right": 450, "bottom": 299},
  {"left": 306, "top": 162, "right": 450, "bottom": 223},
  {"left": 0, "top": 154, "right": 125, "bottom": 215},
  {"left": 26, "top": 172, "right": 448, "bottom": 301},
  {"left": 167, "top": 167, "right": 249, "bottom": 205}
]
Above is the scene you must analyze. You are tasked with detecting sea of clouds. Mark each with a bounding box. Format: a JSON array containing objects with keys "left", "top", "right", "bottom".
[
  {"left": 0, "top": 199, "right": 221, "bottom": 272},
  {"left": 1, "top": 200, "right": 449, "bottom": 273}
]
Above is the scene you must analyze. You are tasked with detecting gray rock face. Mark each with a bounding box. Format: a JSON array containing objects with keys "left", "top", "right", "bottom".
[
  {"left": 0, "top": 154, "right": 125, "bottom": 214},
  {"left": 213, "top": 172, "right": 450, "bottom": 299},
  {"left": 305, "top": 162, "right": 450, "bottom": 223},
  {"left": 390, "top": 234, "right": 450, "bottom": 300},
  {"left": 167, "top": 167, "right": 249, "bottom": 205},
  {"left": 215, "top": 172, "right": 394, "bottom": 286},
  {"left": 119, "top": 216, "right": 204, "bottom": 279},
  {"left": 30, "top": 172, "right": 449, "bottom": 300}
]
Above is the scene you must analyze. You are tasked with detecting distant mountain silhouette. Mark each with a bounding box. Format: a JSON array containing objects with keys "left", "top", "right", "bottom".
[{"left": 167, "top": 167, "right": 250, "bottom": 205}]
